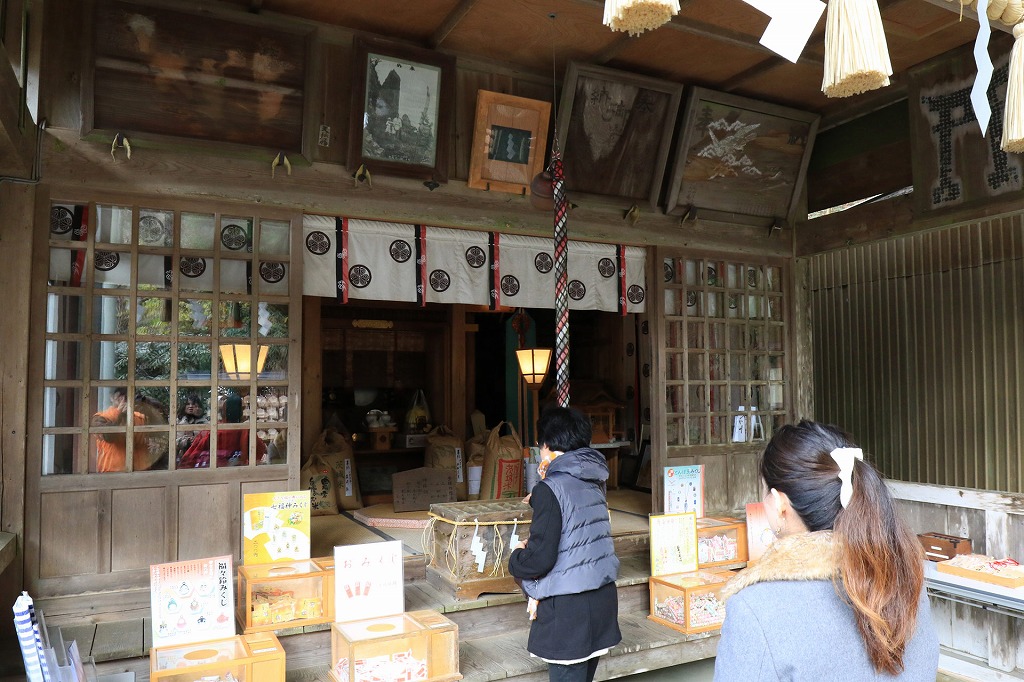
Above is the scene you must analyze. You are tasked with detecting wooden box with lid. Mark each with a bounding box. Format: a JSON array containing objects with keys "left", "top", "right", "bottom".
[
  {"left": 648, "top": 570, "right": 733, "bottom": 634},
  {"left": 150, "top": 632, "right": 285, "bottom": 681},
  {"left": 329, "top": 610, "right": 462, "bottom": 682},
  {"left": 237, "top": 559, "right": 332, "bottom": 632}
]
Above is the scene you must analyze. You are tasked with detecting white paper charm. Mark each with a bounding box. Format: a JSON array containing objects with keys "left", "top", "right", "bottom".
[{"left": 972, "top": 0, "right": 994, "bottom": 135}]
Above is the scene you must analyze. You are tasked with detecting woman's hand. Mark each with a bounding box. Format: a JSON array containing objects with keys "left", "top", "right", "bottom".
[
  {"left": 514, "top": 539, "right": 528, "bottom": 551},
  {"left": 522, "top": 493, "right": 531, "bottom": 505}
]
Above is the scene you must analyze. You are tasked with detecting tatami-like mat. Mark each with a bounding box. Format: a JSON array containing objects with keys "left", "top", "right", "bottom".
[{"left": 311, "top": 490, "right": 653, "bottom": 558}]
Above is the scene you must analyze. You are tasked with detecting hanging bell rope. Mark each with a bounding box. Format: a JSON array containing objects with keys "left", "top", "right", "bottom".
[
  {"left": 821, "top": 0, "right": 893, "bottom": 98},
  {"left": 603, "top": 0, "right": 680, "bottom": 37},
  {"left": 1002, "top": 23, "right": 1024, "bottom": 152}
]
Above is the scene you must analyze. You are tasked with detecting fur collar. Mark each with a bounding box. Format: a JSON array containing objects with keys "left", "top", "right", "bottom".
[{"left": 722, "top": 531, "right": 838, "bottom": 601}]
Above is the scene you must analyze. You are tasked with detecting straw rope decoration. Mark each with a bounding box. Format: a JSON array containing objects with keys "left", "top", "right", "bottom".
[
  {"left": 822, "top": 0, "right": 894, "bottom": 98},
  {"left": 1003, "top": 22, "right": 1024, "bottom": 151},
  {"left": 950, "top": 0, "right": 1024, "bottom": 23},
  {"left": 603, "top": 0, "right": 680, "bottom": 36},
  {"left": 423, "top": 513, "right": 532, "bottom": 580}
]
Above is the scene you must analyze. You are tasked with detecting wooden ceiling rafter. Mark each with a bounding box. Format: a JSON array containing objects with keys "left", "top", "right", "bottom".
[
  {"left": 593, "top": 33, "right": 635, "bottom": 64},
  {"left": 570, "top": 0, "right": 823, "bottom": 66},
  {"left": 918, "top": 0, "right": 1013, "bottom": 33},
  {"left": 431, "top": 0, "right": 480, "bottom": 48}
]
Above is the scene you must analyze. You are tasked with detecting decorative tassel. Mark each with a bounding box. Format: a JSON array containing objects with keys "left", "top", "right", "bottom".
[
  {"left": 1002, "top": 0, "right": 1024, "bottom": 25},
  {"left": 821, "top": 0, "right": 893, "bottom": 98},
  {"left": 1002, "top": 23, "right": 1024, "bottom": 152},
  {"left": 602, "top": 0, "right": 680, "bottom": 37}
]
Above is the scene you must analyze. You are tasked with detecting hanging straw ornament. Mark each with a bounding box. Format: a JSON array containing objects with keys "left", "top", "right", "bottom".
[
  {"left": 821, "top": 0, "right": 894, "bottom": 98},
  {"left": 603, "top": 0, "right": 680, "bottom": 37},
  {"left": 1002, "top": 23, "right": 1024, "bottom": 152}
]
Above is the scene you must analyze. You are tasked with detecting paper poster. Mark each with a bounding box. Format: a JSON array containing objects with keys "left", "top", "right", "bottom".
[
  {"left": 150, "top": 555, "right": 234, "bottom": 648},
  {"left": 745, "top": 501, "right": 775, "bottom": 564},
  {"left": 664, "top": 465, "right": 704, "bottom": 517},
  {"left": 334, "top": 541, "right": 404, "bottom": 622},
  {"left": 243, "top": 490, "right": 311, "bottom": 564},
  {"left": 649, "top": 512, "right": 698, "bottom": 576}
]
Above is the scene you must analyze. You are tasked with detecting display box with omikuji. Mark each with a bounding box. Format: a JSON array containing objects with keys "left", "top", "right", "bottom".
[
  {"left": 696, "top": 516, "right": 747, "bottom": 568},
  {"left": 150, "top": 632, "right": 285, "bottom": 682},
  {"left": 329, "top": 610, "right": 462, "bottom": 682},
  {"left": 237, "top": 559, "right": 331, "bottom": 632},
  {"left": 648, "top": 570, "right": 733, "bottom": 634}
]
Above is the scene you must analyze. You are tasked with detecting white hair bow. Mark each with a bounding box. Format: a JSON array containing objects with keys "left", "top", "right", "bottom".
[{"left": 830, "top": 447, "right": 863, "bottom": 508}]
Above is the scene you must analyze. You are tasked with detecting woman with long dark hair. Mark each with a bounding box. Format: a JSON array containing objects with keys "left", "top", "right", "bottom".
[{"left": 713, "top": 420, "right": 938, "bottom": 680}]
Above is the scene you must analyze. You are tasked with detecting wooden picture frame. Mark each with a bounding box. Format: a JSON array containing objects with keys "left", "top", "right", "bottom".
[
  {"left": 467, "top": 91, "right": 551, "bottom": 195},
  {"left": 556, "top": 62, "right": 682, "bottom": 208},
  {"left": 665, "top": 87, "right": 819, "bottom": 224},
  {"left": 348, "top": 37, "right": 455, "bottom": 183}
]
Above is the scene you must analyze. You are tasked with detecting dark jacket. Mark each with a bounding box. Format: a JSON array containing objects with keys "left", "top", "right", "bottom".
[{"left": 509, "top": 447, "right": 621, "bottom": 661}]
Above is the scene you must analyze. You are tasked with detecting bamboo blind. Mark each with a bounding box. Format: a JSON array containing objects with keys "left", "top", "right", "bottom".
[{"left": 809, "top": 215, "right": 1024, "bottom": 492}]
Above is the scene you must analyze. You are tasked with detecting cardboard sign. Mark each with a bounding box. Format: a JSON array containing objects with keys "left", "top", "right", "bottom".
[
  {"left": 649, "top": 512, "right": 698, "bottom": 576},
  {"left": 392, "top": 467, "right": 456, "bottom": 512},
  {"left": 150, "top": 555, "right": 234, "bottom": 648},
  {"left": 334, "top": 541, "right": 404, "bottom": 623},
  {"left": 242, "top": 490, "right": 311, "bottom": 564}
]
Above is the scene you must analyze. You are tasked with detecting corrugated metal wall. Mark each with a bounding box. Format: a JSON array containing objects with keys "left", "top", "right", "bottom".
[{"left": 809, "top": 214, "right": 1024, "bottom": 492}]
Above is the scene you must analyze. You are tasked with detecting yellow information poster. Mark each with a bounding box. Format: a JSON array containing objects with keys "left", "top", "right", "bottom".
[
  {"left": 649, "top": 512, "right": 698, "bottom": 576},
  {"left": 243, "top": 490, "right": 311, "bottom": 564}
]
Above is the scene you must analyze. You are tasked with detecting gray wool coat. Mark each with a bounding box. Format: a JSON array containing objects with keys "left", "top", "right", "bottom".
[{"left": 713, "top": 532, "right": 939, "bottom": 682}]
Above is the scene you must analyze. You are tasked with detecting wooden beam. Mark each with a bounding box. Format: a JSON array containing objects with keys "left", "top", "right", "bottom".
[
  {"left": 918, "top": 0, "right": 1013, "bottom": 34},
  {"left": 594, "top": 33, "right": 636, "bottom": 65},
  {"left": 40, "top": 128, "right": 791, "bottom": 258},
  {"left": 431, "top": 0, "right": 479, "bottom": 48},
  {"left": 572, "top": 0, "right": 823, "bottom": 66},
  {"left": 818, "top": 82, "right": 908, "bottom": 131}
]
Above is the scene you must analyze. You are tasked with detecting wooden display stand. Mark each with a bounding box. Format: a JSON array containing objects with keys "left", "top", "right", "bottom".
[
  {"left": 329, "top": 610, "right": 462, "bottom": 682},
  {"left": 150, "top": 632, "right": 285, "bottom": 681},
  {"left": 425, "top": 500, "right": 531, "bottom": 600},
  {"left": 237, "top": 559, "right": 332, "bottom": 632},
  {"left": 648, "top": 570, "right": 733, "bottom": 634},
  {"left": 936, "top": 557, "right": 1024, "bottom": 588}
]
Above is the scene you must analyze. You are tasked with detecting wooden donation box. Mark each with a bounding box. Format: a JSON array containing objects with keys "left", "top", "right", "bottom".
[
  {"left": 150, "top": 632, "right": 285, "bottom": 681},
  {"left": 425, "top": 500, "right": 531, "bottom": 600},
  {"left": 648, "top": 571, "right": 733, "bottom": 634},
  {"left": 329, "top": 610, "right": 462, "bottom": 682},
  {"left": 917, "top": 532, "right": 972, "bottom": 561},
  {"left": 237, "top": 559, "right": 332, "bottom": 632},
  {"left": 696, "top": 517, "right": 748, "bottom": 568}
]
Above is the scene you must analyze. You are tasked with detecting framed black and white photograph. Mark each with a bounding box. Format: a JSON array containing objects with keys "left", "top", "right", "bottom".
[
  {"left": 556, "top": 62, "right": 682, "bottom": 208},
  {"left": 348, "top": 37, "right": 455, "bottom": 183}
]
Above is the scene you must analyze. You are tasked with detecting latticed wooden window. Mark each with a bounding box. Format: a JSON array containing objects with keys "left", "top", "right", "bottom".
[
  {"left": 662, "top": 257, "right": 787, "bottom": 447},
  {"left": 41, "top": 201, "right": 297, "bottom": 474}
]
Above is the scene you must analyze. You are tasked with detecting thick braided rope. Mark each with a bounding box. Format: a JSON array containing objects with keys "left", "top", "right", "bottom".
[{"left": 552, "top": 151, "right": 570, "bottom": 408}]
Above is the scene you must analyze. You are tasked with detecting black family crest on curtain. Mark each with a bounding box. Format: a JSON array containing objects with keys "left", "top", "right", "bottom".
[{"left": 301, "top": 215, "right": 647, "bottom": 314}]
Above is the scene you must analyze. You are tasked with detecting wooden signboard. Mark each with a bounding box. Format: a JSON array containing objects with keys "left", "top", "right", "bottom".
[
  {"left": 392, "top": 467, "right": 455, "bottom": 512},
  {"left": 907, "top": 33, "right": 1021, "bottom": 214}
]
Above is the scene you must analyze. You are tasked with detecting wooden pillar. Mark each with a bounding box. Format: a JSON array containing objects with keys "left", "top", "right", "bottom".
[{"left": 0, "top": 180, "right": 37, "bottom": 635}]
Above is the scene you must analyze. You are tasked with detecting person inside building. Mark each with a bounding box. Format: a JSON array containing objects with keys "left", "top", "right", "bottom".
[
  {"left": 91, "top": 387, "right": 156, "bottom": 473},
  {"left": 713, "top": 420, "right": 939, "bottom": 681},
  {"left": 175, "top": 392, "right": 210, "bottom": 464},
  {"left": 509, "top": 406, "right": 621, "bottom": 682},
  {"left": 179, "top": 389, "right": 265, "bottom": 468}
]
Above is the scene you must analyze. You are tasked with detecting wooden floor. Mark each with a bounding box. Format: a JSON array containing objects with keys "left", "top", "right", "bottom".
[{"left": 7, "top": 489, "right": 731, "bottom": 682}]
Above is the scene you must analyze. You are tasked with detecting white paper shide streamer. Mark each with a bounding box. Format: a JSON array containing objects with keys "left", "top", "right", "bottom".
[
  {"left": 13, "top": 591, "right": 46, "bottom": 682},
  {"left": 821, "top": 0, "right": 893, "bottom": 98},
  {"left": 603, "top": 0, "right": 680, "bottom": 36}
]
